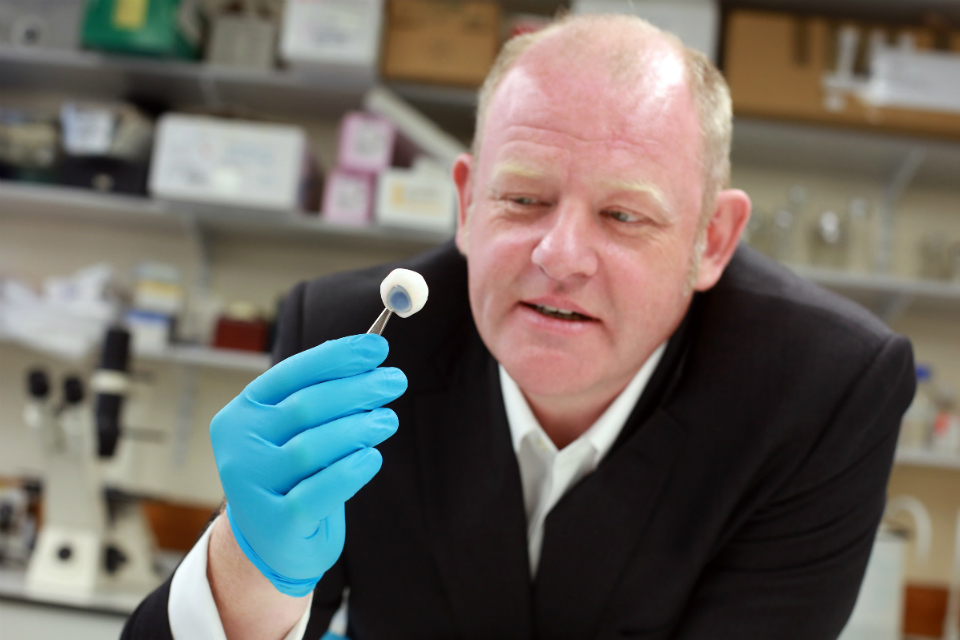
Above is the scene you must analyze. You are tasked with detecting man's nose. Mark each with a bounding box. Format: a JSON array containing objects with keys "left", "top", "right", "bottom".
[{"left": 531, "top": 203, "right": 599, "bottom": 281}]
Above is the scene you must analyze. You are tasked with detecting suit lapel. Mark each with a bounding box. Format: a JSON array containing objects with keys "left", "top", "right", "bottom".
[
  {"left": 533, "top": 410, "right": 687, "bottom": 639},
  {"left": 532, "top": 301, "right": 700, "bottom": 639},
  {"left": 414, "top": 332, "right": 533, "bottom": 639}
]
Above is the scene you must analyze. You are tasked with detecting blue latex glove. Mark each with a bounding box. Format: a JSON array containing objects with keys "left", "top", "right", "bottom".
[{"left": 210, "top": 334, "right": 406, "bottom": 596}]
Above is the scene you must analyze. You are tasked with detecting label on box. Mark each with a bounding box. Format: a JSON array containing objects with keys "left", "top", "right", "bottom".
[
  {"left": 333, "top": 177, "right": 368, "bottom": 213},
  {"left": 61, "top": 103, "right": 117, "bottom": 156},
  {"left": 376, "top": 168, "right": 455, "bottom": 232},
  {"left": 281, "top": 0, "right": 383, "bottom": 67},
  {"left": 322, "top": 170, "right": 373, "bottom": 225},
  {"left": 339, "top": 112, "right": 395, "bottom": 172},
  {"left": 149, "top": 114, "right": 307, "bottom": 210},
  {"left": 113, "top": 0, "right": 147, "bottom": 30}
]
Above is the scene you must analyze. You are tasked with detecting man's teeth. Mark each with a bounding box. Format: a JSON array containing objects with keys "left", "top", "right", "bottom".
[
  {"left": 540, "top": 305, "right": 573, "bottom": 315},
  {"left": 534, "top": 304, "right": 589, "bottom": 320}
]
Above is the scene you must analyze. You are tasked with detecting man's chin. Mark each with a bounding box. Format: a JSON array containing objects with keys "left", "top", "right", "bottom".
[{"left": 499, "top": 354, "right": 602, "bottom": 400}]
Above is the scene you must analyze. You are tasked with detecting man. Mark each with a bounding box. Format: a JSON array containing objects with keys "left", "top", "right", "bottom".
[{"left": 123, "top": 14, "right": 915, "bottom": 640}]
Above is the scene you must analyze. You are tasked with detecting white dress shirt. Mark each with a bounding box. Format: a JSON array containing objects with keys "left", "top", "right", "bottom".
[
  {"left": 167, "top": 342, "right": 666, "bottom": 637},
  {"left": 168, "top": 516, "right": 313, "bottom": 640},
  {"left": 499, "top": 342, "right": 666, "bottom": 576}
]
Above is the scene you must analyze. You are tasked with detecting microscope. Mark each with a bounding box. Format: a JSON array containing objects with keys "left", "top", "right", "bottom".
[{"left": 23, "top": 327, "right": 160, "bottom": 598}]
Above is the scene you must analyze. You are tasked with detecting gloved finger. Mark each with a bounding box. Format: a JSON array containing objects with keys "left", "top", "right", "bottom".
[
  {"left": 283, "top": 448, "right": 383, "bottom": 536},
  {"left": 246, "top": 334, "right": 388, "bottom": 405},
  {"left": 265, "top": 368, "right": 406, "bottom": 444},
  {"left": 272, "top": 409, "right": 399, "bottom": 494}
]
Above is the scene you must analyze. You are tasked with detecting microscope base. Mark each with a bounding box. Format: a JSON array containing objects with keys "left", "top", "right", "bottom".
[{"left": 26, "top": 525, "right": 102, "bottom": 595}]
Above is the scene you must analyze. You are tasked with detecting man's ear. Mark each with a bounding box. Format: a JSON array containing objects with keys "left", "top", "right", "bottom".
[
  {"left": 452, "top": 152, "right": 474, "bottom": 255},
  {"left": 694, "top": 189, "right": 752, "bottom": 292}
]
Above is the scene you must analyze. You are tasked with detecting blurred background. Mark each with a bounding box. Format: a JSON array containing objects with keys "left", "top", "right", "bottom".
[{"left": 0, "top": 1, "right": 959, "bottom": 638}]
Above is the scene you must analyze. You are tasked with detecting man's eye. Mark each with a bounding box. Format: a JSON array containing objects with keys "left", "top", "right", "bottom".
[
  {"left": 510, "top": 197, "right": 538, "bottom": 206},
  {"left": 606, "top": 209, "right": 639, "bottom": 223}
]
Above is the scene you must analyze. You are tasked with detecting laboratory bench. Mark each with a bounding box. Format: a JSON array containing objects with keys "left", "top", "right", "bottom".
[
  {"left": 0, "top": 598, "right": 128, "bottom": 640},
  {"left": 0, "top": 549, "right": 184, "bottom": 640}
]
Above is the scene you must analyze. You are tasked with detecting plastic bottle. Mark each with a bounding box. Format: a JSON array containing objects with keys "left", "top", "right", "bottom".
[{"left": 899, "top": 365, "right": 936, "bottom": 451}]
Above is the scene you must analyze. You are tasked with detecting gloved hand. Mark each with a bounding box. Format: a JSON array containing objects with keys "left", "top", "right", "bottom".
[{"left": 210, "top": 333, "right": 406, "bottom": 596}]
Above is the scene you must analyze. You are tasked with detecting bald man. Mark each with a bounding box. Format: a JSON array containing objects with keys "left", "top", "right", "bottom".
[{"left": 123, "top": 15, "right": 914, "bottom": 640}]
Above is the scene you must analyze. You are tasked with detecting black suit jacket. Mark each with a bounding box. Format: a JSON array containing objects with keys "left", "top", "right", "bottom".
[{"left": 122, "top": 242, "right": 915, "bottom": 640}]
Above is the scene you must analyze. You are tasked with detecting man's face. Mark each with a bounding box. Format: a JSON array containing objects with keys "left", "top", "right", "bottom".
[{"left": 455, "top": 37, "right": 707, "bottom": 406}]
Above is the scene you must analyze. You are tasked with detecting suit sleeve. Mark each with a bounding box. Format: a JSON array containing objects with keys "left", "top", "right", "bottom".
[
  {"left": 273, "top": 280, "right": 308, "bottom": 365},
  {"left": 671, "top": 334, "right": 915, "bottom": 640}
]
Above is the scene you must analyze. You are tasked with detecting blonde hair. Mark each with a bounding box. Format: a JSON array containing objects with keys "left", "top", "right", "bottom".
[{"left": 472, "top": 14, "right": 732, "bottom": 222}]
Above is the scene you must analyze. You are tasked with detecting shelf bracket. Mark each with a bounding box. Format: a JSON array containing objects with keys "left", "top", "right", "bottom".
[
  {"left": 875, "top": 146, "right": 926, "bottom": 274},
  {"left": 878, "top": 292, "right": 912, "bottom": 325},
  {"left": 171, "top": 363, "right": 199, "bottom": 467},
  {"left": 180, "top": 212, "right": 211, "bottom": 294}
]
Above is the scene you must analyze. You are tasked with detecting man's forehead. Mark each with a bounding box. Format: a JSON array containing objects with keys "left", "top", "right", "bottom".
[{"left": 482, "top": 40, "right": 697, "bottom": 161}]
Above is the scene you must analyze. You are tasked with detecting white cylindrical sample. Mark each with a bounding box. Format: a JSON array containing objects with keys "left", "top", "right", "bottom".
[{"left": 380, "top": 269, "right": 428, "bottom": 318}]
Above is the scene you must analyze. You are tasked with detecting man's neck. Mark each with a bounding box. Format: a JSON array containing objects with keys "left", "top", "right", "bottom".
[{"left": 525, "top": 387, "right": 623, "bottom": 450}]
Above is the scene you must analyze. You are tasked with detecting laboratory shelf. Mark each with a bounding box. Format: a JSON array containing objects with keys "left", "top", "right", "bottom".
[
  {"left": 731, "top": 117, "right": 960, "bottom": 189},
  {"left": 790, "top": 264, "right": 960, "bottom": 319},
  {"left": 0, "top": 44, "right": 369, "bottom": 120},
  {"left": 0, "top": 180, "right": 452, "bottom": 252},
  {"left": 0, "top": 331, "right": 270, "bottom": 374},
  {"left": 895, "top": 449, "right": 960, "bottom": 471},
  {"left": 7, "top": 43, "right": 960, "bottom": 186},
  {"left": 138, "top": 345, "right": 271, "bottom": 373}
]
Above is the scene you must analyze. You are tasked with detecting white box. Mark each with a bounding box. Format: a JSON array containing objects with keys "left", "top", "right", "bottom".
[
  {"left": 0, "top": 0, "right": 85, "bottom": 50},
  {"left": 573, "top": 0, "right": 719, "bottom": 62},
  {"left": 322, "top": 169, "right": 375, "bottom": 226},
  {"left": 375, "top": 167, "right": 456, "bottom": 234},
  {"left": 279, "top": 0, "right": 383, "bottom": 79},
  {"left": 126, "top": 310, "right": 171, "bottom": 354},
  {"left": 337, "top": 111, "right": 395, "bottom": 173},
  {"left": 149, "top": 114, "right": 307, "bottom": 211},
  {"left": 207, "top": 14, "right": 278, "bottom": 70}
]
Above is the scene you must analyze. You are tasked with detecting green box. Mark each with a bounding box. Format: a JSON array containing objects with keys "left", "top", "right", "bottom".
[{"left": 81, "top": 0, "right": 202, "bottom": 59}]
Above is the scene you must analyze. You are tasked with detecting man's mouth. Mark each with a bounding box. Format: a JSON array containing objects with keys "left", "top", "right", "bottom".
[{"left": 523, "top": 302, "right": 595, "bottom": 322}]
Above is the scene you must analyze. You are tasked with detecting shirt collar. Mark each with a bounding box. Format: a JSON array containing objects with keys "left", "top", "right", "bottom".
[{"left": 499, "top": 341, "right": 668, "bottom": 461}]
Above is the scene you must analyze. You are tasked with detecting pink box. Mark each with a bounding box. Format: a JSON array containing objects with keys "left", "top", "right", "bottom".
[
  {"left": 321, "top": 169, "right": 375, "bottom": 226},
  {"left": 337, "top": 111, "right": 396, "bottom": 173}
]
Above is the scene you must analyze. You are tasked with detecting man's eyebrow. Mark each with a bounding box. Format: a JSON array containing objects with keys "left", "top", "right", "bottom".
[
  {"left": 491, "top": 160, "right": 548, "bottom": 181},
  {"left": 603, "top": 179, "right": 672, "bottom": 217}
]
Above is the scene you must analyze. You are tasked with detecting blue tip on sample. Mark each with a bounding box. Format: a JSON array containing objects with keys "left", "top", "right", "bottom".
[{"left": 388, "top": 286, "right": 412, "bottom": 313}]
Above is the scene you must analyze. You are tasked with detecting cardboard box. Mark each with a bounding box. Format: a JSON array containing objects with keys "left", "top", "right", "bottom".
[
  {"left": 0, "top": 0, "right": 85, "bottom": 49},
  {"left": 382, "top": 0, "right": 501, "bottom": 86},
  {"left": 724, "top": 10, "right": 960, "bottom": 139},
  {"left": 213, "top": 317, "right": 268, "bottom": 352},
  {"left": 149, "top": 114, "right": 309, "bottom": 211},
  {"left": 207, "top": 14, "right": 278, "bottom": 70},
  {"left": 322, "top": 170, "right": 375, "bottom": 226},
  {"left": 279, "top": 0, "right": 383, "bottom": 80},
  {"left": 81, "top": 0, "right": 202, "bottom": 59},
  {"left": 337, "top": 111, "right": 396, "bottom": 173},
  {"left": 375, "top": 165, "right": 456, "bottom": 233}
]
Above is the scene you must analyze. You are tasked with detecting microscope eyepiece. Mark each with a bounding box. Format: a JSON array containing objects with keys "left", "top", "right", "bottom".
[
  {"left": 63, "top": 376, "right": 85, "bottom": 405},
  {"left": 27, "top": 369, "right": 50, "bottom": 399}
]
